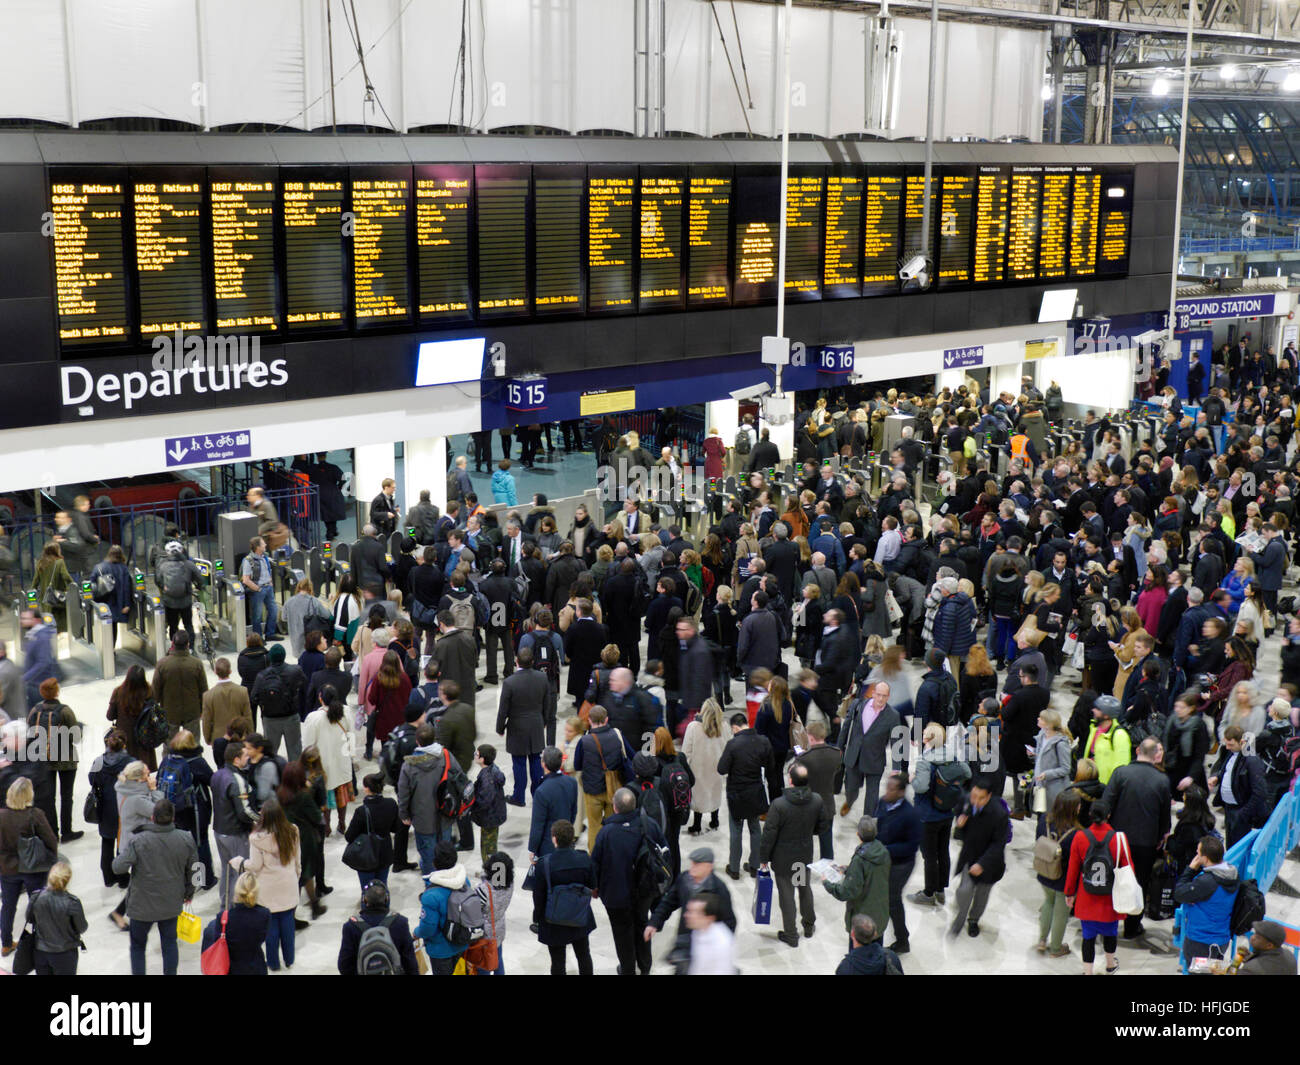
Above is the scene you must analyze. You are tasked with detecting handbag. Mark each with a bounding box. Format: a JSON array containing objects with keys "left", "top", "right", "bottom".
[
  {"left": 752, "top": 868, "right": 774, "bottom": 925},
  {"left": 1110, "top": 832, "right": 1145, "bottom": 916},
  {"left": 16, "top": 814, "right": 55, "bottom": 874},
  {"left": 1032, "top": 782, "right": 1048, "bottom": 813},
  {"left": 463, "top": 885, "right": 500, "bottom": 973},
  {"left": 342, "top": 806, "right": 382, "bottom": 871},
  {"left": 13, "top": 924, "right": 35, "bottom": 976},
  {"left": 542, "top": 855, "right": 593, "bottom": 928},
  {"left": 414, "top": 939, "right": 431, "bottom": 975},
  {"left": 200, "top": 910, "right": 231, "bottom": 975},
  {"left": 1070, "top": 640, "right": 1086, "bottom": 671},
  {"left": 82, "top": 786, "right": 100, "bottom": 825},
  {"left": 177, "top": 903, "right": 202, "bottom": 945},
  {"left": 885, "top": 589, "right": 904, "bottom": 624}
]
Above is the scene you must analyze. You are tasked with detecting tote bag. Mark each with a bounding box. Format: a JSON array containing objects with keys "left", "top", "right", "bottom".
[{"left": 1110, "top": 832, "right": 1145, "bottom": 916}]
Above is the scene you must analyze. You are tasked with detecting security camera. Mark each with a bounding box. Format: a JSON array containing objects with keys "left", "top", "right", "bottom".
[
  {"left": 730, "top": 382, "right": 772, "bottom": 402},
  {"left": 899, "top": 254, "right": 929, "bottom": 285}
]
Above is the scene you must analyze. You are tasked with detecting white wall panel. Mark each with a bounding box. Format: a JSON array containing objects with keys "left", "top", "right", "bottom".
[
  {"left": 202, "top": 0, "right": 306, "bottom": 130},
  {"left": 69, "top": 0, "right": 201, "bottom": 125},
  {"left": 0, "top": 0, "right": 1047, "bottom": 140},
  {"left": 0, "top": 1, "right": 67, "bottom": 125}
]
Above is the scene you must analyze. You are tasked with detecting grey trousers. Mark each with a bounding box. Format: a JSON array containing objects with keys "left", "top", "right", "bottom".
[
  {"left": 950, "top": 870, "right": 993, "bottom": 934},
  {"left": 262, "top": 716, "right": 302, "bottom": 763},
  {"left": 214, "top": 832, "right": 250, "bottom": 909},
  {"left": 774, "top": 868, "right": 816, "bottom": 937},
  {"left": 843, "top": 767, "right": 882, "bottom": 817},
  {"left": 727, "top": 813, "right": 762, "bottom": 876}
]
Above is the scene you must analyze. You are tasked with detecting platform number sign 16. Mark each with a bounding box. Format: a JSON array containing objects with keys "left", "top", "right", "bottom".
[
  {"left": 506, "top": 378, "right": 547, "bottom": 412},
  {"left": 818, "top": 347, "right": 855, "bottom": 374}
]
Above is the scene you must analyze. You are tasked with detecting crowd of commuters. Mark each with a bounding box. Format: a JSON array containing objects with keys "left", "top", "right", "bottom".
[{"left": 2, "top": 370, "right": 1300, "bottom": 976}]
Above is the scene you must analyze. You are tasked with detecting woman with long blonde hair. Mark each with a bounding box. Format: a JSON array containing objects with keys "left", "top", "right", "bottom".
[{"left": 681, "top": 698, "right": 728, "bottom": 835}]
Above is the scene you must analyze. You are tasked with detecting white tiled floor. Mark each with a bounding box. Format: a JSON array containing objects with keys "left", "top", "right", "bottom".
[{"left": 4, "top": 625, "right": 1299, "bottom": 977}]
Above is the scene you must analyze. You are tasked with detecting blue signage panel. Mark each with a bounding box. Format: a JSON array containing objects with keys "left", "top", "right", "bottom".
[
  {"left": 165, "top": 430, "right": 251, "bottom": 467},
  {"left": 505, "top": 377, "right": 548, "bottom": 412},
  {"left": 942, "top": 345, "right": 984, "bottom": 369},
  {"left": 1174, "top": 293, "right": 1276, "bottom": 325},
  {"left": 816, "top": 345, "right": 856, "bottom": 375}
]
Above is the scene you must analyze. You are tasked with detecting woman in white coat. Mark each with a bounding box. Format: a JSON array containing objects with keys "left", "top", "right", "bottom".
[
  {"left": 682, "top": 699, "right": 729, "bottom": 836},
  {"left": 301, "top": 694, "right": 355, "bottom": 832}
]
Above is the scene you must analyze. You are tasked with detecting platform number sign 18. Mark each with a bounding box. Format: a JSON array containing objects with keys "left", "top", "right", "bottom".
[{"left": 506, "top": 378, "right": 547, "bottom": 412}]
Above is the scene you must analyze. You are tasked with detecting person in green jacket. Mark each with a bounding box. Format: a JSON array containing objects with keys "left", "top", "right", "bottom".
[{"left": 823, "top": 815, "right": 892, "bottom": 944}]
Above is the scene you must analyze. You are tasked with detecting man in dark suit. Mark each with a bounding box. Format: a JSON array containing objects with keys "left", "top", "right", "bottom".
[
  {"left": 676, "top": 618, "right": 715, "bottom": 733},
  {"left": 762, "top": 521, "right": 801, "bottom": 605},
  {"left": 814, "top": 610, "right": 855, "bottom": 708},
  {"left": 838, "top": 682, "right": 901, "bottom": 818},
  {"left": 369, "top": 478, "right": 400, "bottom": 539},
  {"left": 601, "top": 559, "right": 645, "bottom": 673},
  {"left": 495, "top": 646, "right": 552, "bottom": 805},
  {"left": 562, "top": 599, "right": 608, "bottom": 708},
  {"left": 947, "top": 777, "right": 1009, "bottom": 938},
  {"left": 717, "top": 713, "right": 780, "bottom": 880}
]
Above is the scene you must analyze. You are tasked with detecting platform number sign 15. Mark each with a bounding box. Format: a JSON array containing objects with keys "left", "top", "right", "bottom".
[{"left": 506, "top": 378, "right": 547, "bottom": 412}]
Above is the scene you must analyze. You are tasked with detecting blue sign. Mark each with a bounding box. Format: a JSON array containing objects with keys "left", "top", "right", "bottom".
[
  {"left": 942, "top": 345, "right": 984, "bottom": 369},
  {"left": 505, "top": 377, "right": 548, "bottom": 412},
  {"left": 816, "top": 346, "right": 856, "bottom": 375},
  {"left": 1174, "top": 293, "right": 1276, "bottom": 326},
  {"left": 165, "top": 430, "right": 251, "bottom": 467}
]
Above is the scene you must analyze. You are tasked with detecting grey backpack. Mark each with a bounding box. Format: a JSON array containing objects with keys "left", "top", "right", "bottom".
[{"left": 355, "top": 914, "right": 403, "bottom": 974}]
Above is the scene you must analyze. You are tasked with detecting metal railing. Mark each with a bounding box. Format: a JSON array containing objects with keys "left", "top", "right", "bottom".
[{"left": 3, "top": 485, "right": 319, "bottom": 589}]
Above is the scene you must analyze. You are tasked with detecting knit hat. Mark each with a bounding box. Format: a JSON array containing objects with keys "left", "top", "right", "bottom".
[{"left": 268, "top": 643, "right": 286, "bottom": 663}]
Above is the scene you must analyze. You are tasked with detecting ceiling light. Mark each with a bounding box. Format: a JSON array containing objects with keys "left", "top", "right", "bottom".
[
  {"left": 1041, "top": 83, "right": 1054, "bottom": 100},
  {"left": 1284, "top": 70, "right": 1300, "bottom": 92},
  {"left": 1152, "top": 77, "right": 1170, "bottom": 96},
  {"left": 1220, "top": 63, "right": 1237, "bottom": 80},
  {"left": 1226, "top": 152, "right": 1235, "bottom": 162}
]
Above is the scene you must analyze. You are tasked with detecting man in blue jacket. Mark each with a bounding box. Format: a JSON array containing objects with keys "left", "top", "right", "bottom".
[
  {"left": 591, "top": 787, "right": 667, "bottom": 976},
  {"left": 528, "top": 746, "right": 577, "bottom": 861},
  {"left": 20, "top": 608, "right": 57, "bottom": 709},
  {"left": 834, "top": 913, "right": 903, "bottom": 975},
  {"left": 1173, "top": 835, "right": 1240, "bottom": 969},
  {"left": 875, "top": 773, "right": 921, "bottom": 953}
]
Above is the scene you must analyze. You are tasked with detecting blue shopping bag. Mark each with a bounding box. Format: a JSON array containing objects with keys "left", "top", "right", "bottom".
[{"left": 752, "top": 868, "right": 774, "bottom": 925}]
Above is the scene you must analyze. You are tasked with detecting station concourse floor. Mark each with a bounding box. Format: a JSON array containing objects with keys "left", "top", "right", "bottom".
[{"left": 9, "top": 617, "right": 1300, "bottom": 978}]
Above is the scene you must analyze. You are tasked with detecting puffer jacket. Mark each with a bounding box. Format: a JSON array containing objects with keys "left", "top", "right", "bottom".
[
  {"left": 231, "top": 827, "right": 302, "bottom": 913},
  {"left": 931, "top": 592, "right": 977, "bottom": 656},
  {"left": 414, "top": 863, "right": 470, "bottom": 958}
]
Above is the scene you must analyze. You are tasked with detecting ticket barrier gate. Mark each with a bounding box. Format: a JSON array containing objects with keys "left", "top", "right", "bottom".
[
  {"left": 120, "top": 569, "right": 167, "bottom": 666},
  {"left": 44, "top": 583, "right": 115, "bottom": 681}
]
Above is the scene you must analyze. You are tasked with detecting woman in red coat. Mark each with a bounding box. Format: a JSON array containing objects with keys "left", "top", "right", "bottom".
[
  {"left": 365, "top": 650, "right": 412, "bottom": 744},
  {"left": 1064, "top": 801, "right": 1131, "bottom": 975},
  {"left": 702, "top": 428, "right": 726, "bottom": 480}
]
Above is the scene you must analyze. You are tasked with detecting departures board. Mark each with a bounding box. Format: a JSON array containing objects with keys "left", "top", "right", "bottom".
[{"left": 48, "top": 161, "right": 1135, "bottom": 349}]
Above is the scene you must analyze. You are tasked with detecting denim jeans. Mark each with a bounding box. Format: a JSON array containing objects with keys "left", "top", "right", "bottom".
[
  {"left": 510, "top": 753, "right": 543, "bottom": 802},
  {"left": 415, "top": 827, "right": 455, "bottom": 874},
  {"left": 989, "top": 616, "right": 1016, "bottom": 663},
  {"left": 249, "top": 584, "right": 278, "bottom": 639},
  {"left": 265, "top": 908, "right": 296, "bottom": 970},
  {"left": 727, "top": 812, "right": 762, "bottom": 876},
  {"left": 357, "top": 866, "right": 391, "bottom": 891},
  {"left": 129, "top": 918, "right": 179, "bottom": 976}
]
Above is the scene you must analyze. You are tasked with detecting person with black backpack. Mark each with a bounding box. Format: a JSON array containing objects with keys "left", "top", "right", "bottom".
[
  {"left": 649, "top": 729, "right": 695, "bottom": 879},
  {"left": 339, "top": 879, "right": 419, "bottom": 975},
  {"left": 1064, "top": 800, "right": 1130, "bottom": 975},
  {"left": 592, "top": 786, "right": 668, "bottom": 975}
]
